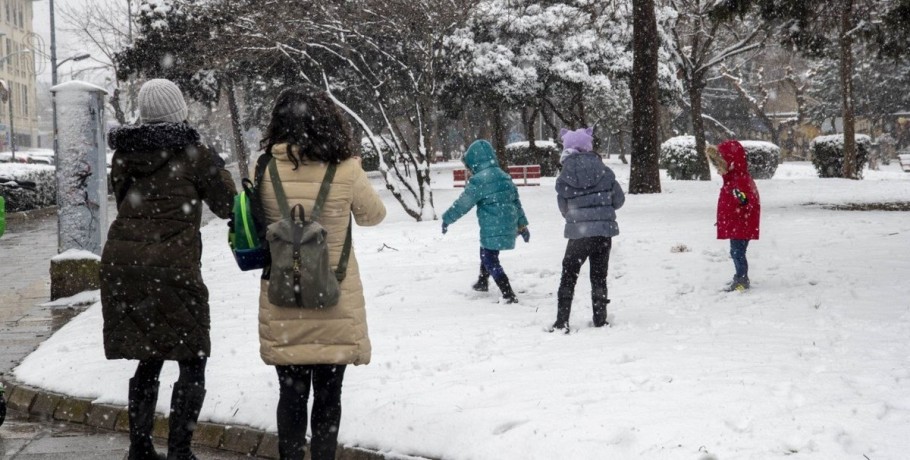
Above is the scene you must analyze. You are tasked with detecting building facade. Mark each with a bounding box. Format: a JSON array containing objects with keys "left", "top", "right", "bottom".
[{"left": 0, "top": 0, "right": 38, "bottom": 151}]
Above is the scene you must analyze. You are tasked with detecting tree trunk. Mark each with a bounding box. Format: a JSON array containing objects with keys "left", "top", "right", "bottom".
[
  {"left": 629, "top": 0, "right": 661, "bottom": 194},
  {"left": 688, "top": 83, "right": 712, "bottom": 180},
  {"left": 109, "top": 88, "right": 127, "bottom": 125},
  {"left": 491, "top": 103, "right": 508, "bottom": 168},
  {"left": 226, "top": 80, "right": 250, "bottom": 180},
  {"left": 839, "top": 0, "right": 858, "bottom": 179}
]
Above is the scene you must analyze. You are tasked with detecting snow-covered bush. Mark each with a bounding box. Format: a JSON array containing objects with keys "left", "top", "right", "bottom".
[
  {"left": 360, "top": 136, "right": 397, "bottom": 172},
  {"left": 659, "top": 136, "right": 702, "bottom": 180},
  {"left": 739, "top": 141, "right": 781, "bottom": 179},
  {"left": 810, "top": 134, "right": 871, "bottom": 179},
  {"left": 0, "top": 164, "right": 57, "bottom": 211},
  {"left": 504, "top": 141, "right": 560, "bottom": 176}
]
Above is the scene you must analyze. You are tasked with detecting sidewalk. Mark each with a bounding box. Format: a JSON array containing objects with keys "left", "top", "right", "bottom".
[{"left": 0, "top": 201, "right": 387, "bottom": 460}]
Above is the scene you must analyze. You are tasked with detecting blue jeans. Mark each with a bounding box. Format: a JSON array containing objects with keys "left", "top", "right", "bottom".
[
  {"left": 480, "top": 248, "right": 506, "bottom": 281},
  {"left": 730, "top": 239, "right": 749, "bottom": 280}
]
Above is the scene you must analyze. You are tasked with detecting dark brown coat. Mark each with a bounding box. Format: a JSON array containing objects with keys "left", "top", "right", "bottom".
[{"left": 101, "top": 122, "right": 236, "bottom": 361}]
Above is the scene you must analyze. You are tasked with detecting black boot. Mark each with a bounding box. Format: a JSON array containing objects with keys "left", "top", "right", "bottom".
[
  {"left": 472, "top": 263, "right": 490, "bottom": 292},
  {"left": 550, "top": 297, "right": 572, "bottom": 333},
  {"left": 592, "top": 288, "right": 610, "bottom": 327},
  {"left": 128, "top": 378, "right": 166, "bottom": 460},
  {"left": 167, "top": 383, "right": 206, "bottom": 460},
  {"left": 493, "top": 275, "right": 518, "bottom": 304}
]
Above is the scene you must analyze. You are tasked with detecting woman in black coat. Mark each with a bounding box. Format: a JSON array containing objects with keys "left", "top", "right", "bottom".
[{"left": 101, "top": 79, "right": 235, "bottom": 460}]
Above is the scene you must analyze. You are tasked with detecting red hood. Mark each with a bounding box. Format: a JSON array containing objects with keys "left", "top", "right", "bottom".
[{"left": 718, "top": 139, "right": 749, "bottom": 178}]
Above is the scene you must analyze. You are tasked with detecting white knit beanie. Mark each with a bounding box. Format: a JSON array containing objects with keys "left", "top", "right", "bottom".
[{"left": 138, "top": 79, "right": 188, "bottom": 124}]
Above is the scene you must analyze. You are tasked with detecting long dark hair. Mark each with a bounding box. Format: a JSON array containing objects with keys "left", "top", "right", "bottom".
[{"left": 260, "top": 86, "right": 356, "bottom": 168}]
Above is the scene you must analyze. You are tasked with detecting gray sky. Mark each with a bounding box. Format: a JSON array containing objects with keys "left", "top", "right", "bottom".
[{"left": 32, "top": 0, "right": 103, "bottom": 84}]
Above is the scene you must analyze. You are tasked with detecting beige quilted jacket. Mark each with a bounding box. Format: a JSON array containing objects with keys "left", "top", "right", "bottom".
[{"left": 257, "top": 144, "right": 386, "bottom": 366}]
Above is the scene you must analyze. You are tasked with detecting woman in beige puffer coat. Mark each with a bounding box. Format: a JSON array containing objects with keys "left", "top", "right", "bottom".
[{"left": 257, "top": 87, "right": 386, "bottom": 460}]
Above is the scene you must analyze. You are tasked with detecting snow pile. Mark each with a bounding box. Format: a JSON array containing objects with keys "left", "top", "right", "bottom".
[
  {"left": 810, "top": 134, "right": 872, "bottom": 178},
  {"left": 0, "top": 163, "right": 56, "bottom": 211},
  {"left": 739, "top": 140, "right": 781, "bottom": 179},
  {"left": 13, "top": 161, "right": 910, "bottom": 459}
]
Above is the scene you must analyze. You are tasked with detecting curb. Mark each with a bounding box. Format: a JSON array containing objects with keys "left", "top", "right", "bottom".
[{"left": 0, "top": 378, "right": 402, "bottom": 460}]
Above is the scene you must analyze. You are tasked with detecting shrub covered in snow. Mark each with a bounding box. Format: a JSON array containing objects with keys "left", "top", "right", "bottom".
[
  {"left": 504, "top": 141, "right": 560, "bottom": 176},
  {"left": 360, "top": 136, "right": 397, "bottom": 172},
  {"left": 810, "top": 134, "right": 871, "bottom": 179},
  {"left": 659, "top": 136, "right": 702, "bottom": 180},
  {"left": 0, "top": 164, "right": 57, "bottom": 211},
  {"left": 739, "top": 141, "right": 781, "bottom": 179}
]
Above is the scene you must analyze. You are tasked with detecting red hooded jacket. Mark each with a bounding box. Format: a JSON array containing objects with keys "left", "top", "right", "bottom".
[{"left": 716, "top": 140, "right": 760, "bottom": 240}]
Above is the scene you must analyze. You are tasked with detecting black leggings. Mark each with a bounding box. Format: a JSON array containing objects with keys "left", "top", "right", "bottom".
[
  {"left": 133, "top": 357, "right": 207, "bottom": 389},
  {"left": 276, "top": 364, "right": 347, "bottom": 460},
  {"left": 557, "top": 236, "right": 612, "bottom": 300}
]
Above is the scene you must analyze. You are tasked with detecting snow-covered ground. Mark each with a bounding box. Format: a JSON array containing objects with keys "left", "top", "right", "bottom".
[{"left": 14, "top": 160, "right": 910, "bottom": 459}]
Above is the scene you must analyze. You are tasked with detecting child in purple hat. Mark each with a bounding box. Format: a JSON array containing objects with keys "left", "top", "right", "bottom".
[{"left": 552, "top": 127, "right": 625, "bottom": 333}]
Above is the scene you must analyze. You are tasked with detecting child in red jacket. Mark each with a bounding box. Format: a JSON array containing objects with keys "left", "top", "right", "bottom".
[{"left": 708, "top": 140, "right": 761, "bottom": 291}]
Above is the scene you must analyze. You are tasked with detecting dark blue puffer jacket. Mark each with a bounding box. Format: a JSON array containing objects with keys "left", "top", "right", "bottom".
[
  {"left": 443, "top": 140, "right": 529, "bottom": 250},
  {"left": 556, "top": 150, "right": 625, "bottom": 239}
]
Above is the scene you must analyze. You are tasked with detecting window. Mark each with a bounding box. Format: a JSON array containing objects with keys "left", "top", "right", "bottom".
[
  {"left": 21, "top": 84, "right": 27, "bottom": 116},
  {"left": 4, "top": 1, "right": 9, "bottom": 24}
]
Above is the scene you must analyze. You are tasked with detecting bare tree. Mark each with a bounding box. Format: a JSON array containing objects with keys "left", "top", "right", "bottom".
[
  {"left": 630, "top": 0, "right": 662, "bottom": 193},
  {"left": 58, "top": 0, "right": 136, "bottom": 124},
  {"left": 666, "top": 0, "right": 766, "bottom": 180}
]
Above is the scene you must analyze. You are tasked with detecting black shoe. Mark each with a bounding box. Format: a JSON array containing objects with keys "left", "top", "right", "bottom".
[
  {"left": 549, "top": 297, "right": 572, "bottom": 333},
  {"left": 167, "top": 383, "right": 206, "bottom": 460},
  {"left": 493, "top": 275, "right": 518, "bottom": 303},
  {"left": 472, "top": 277, "right": 489, "bottom": 292},
  {"left": 128, "top": 378, "right": 166, "bottom": 460},
  {"left": 592, "top": 294, "right": 610, "bottom": 328}
]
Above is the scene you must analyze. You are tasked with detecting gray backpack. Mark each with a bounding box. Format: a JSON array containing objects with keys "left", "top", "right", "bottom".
[{"left": 266, "top": 160, "right": 351, "bottom": 308}]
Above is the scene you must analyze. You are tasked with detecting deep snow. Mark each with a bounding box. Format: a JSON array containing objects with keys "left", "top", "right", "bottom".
[{"left": 13, "top": 160, "right": 910, "bottom": 459}]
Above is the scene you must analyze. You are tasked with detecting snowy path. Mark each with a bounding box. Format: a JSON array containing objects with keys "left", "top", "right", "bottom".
[{"left": 14, "top": 161, "right": 910, "bottom": 459}]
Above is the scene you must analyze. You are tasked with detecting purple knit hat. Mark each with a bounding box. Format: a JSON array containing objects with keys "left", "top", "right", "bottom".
[{"left": 560, "top": 127, "right": 594, "bottom": 153}]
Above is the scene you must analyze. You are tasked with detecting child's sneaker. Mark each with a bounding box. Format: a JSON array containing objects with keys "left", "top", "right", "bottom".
[{"left": 725, "top": 277, "right": 750, "bottom": 292}]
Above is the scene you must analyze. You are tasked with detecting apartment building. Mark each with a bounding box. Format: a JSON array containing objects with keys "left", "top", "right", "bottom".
[{"left": 0, "top": 0, "right": 38, "bottom": 150}]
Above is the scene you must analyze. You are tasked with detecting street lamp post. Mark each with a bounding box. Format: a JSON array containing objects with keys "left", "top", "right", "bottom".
[{"left": 0, "top": 49, "right": 36, "bottom": 161}]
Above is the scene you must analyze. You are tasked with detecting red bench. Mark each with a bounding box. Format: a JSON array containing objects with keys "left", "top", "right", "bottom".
[{"left": 454, "top": 164, "right": 541, "bottom": 187}]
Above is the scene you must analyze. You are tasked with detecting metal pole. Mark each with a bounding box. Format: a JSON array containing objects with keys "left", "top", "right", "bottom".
[
  {"left": 8, "top": 90, "right": 13, "bottom": 159},
  {"left": 127, "top": 0, "right": 132, "bottom": 42},
  {"left": 50, "top": 0, "right": 62, "bottom": 251}
]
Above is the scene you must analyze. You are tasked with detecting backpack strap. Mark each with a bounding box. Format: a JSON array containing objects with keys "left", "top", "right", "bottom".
[
  {"left": 267, "top": 159, "right": 291, "bottom": 219},
  {"left": 310, "top": 163, "right": 351, "bottom": 283},
  {"left": 335, "top": 215, "right": 352, "bottom": 282},
  {"left": 310, "top": 163, "right": 337, "bottom": 221}
]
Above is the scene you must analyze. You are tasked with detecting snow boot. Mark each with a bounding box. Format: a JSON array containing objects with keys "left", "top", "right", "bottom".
[
  {"left": 493, "top": 275, "right": 518, "bottom": 304},
  {"left": 592, "top": 288, "right": 610, "bottom": 327},
  {"left": 549, "top": 297, "right": 572, "bottom": 333},
  {"left": 128, "top": 378, "right": 166, "bottom": 460},
  {"left": 472, "top": 263, "right": 490, "bottom": 292},
  {"left": 166, "top": 383, "right": 206, "bottom": 460}
]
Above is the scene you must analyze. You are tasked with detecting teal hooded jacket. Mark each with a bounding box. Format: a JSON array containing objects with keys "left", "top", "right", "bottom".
[{"left": 442, "top": 140, "right": 529, "bottom": 250}]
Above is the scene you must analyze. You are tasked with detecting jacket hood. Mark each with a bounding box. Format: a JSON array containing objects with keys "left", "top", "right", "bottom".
[
  {"left": 560, "top": 151, "right": 611, "bottom": 189},
  {"left": 108, "top": 122, "right": 200, "bottom": 176},
  {"left": 463, "top": 140, "right": 499, "bottom": 173},
  {"left": 718, "top": 139, "right": 749, "bottom": 178}
]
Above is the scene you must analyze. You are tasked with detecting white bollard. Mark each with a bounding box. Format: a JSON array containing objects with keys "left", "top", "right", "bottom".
[{"left": 50, "top": 81, "right": 109, "bottom": 255}]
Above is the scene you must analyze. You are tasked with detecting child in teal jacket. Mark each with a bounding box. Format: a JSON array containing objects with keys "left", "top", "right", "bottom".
[{"left": 442, "top": 140, "right": 529, "bottom": 303}]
